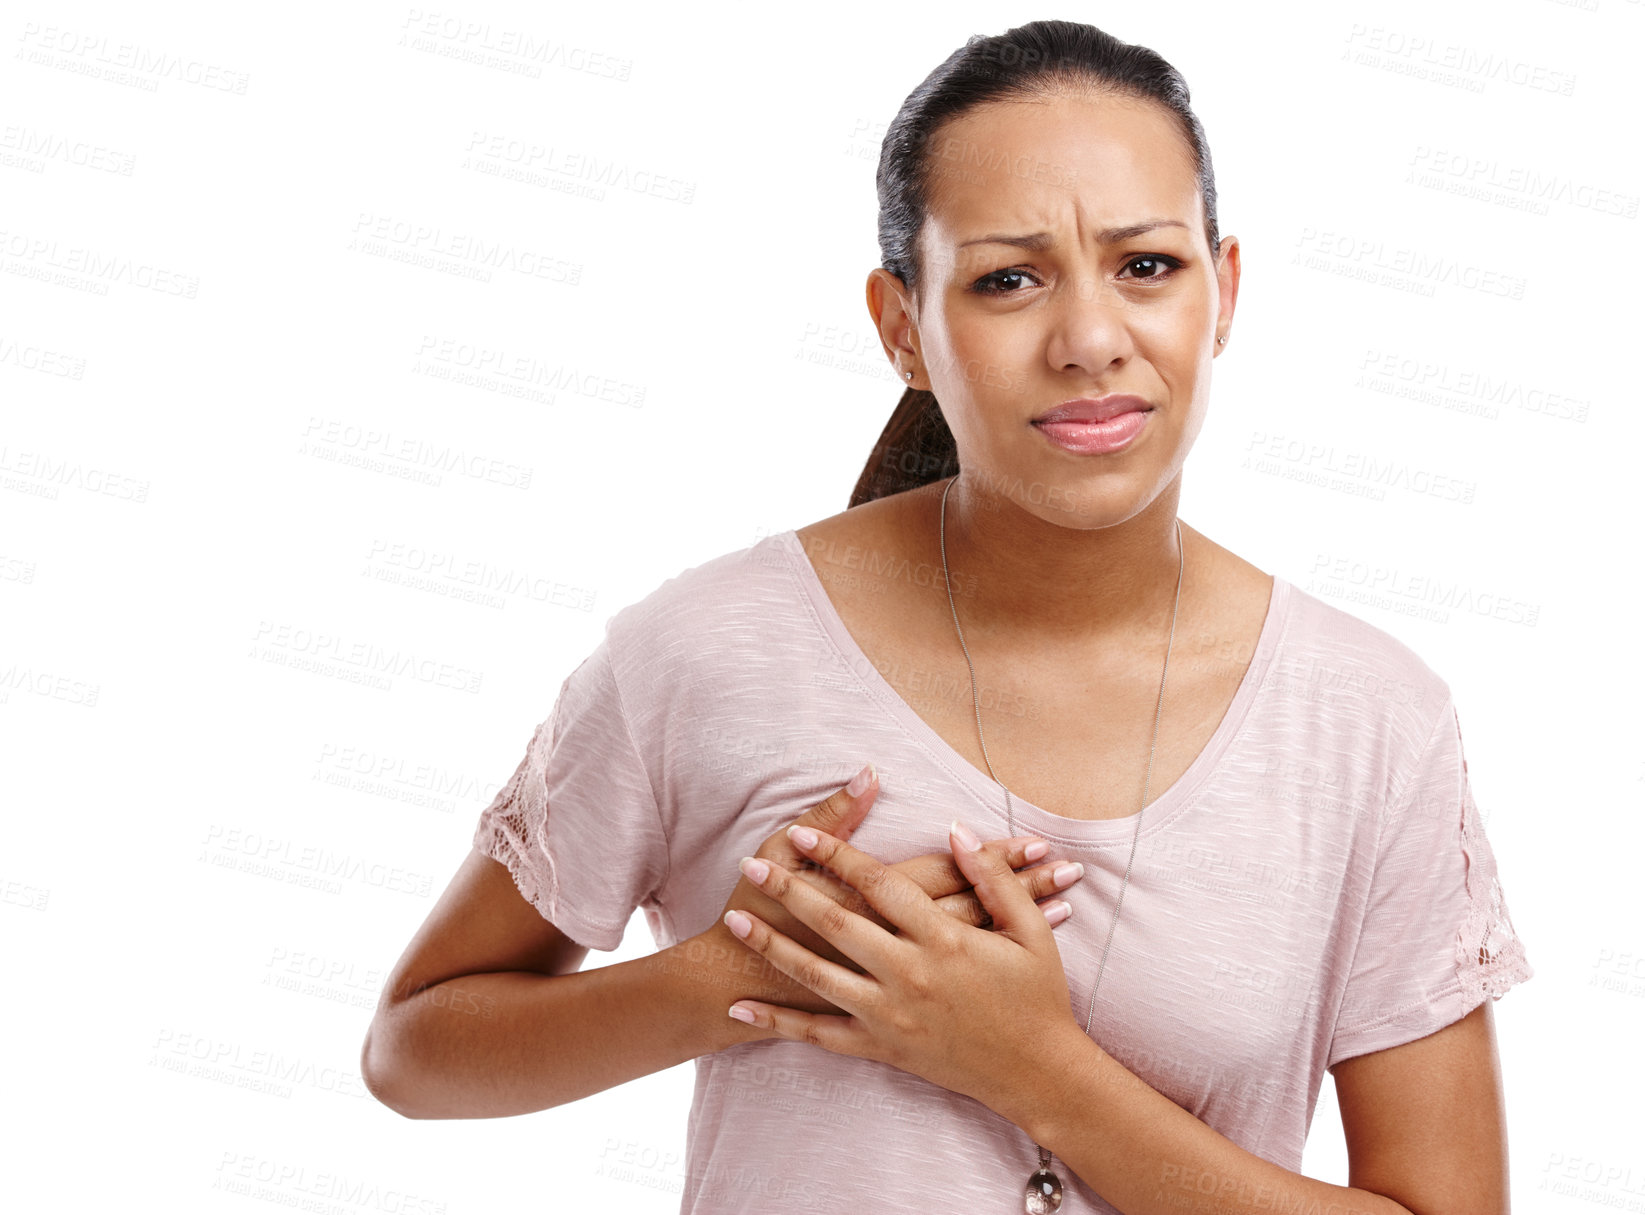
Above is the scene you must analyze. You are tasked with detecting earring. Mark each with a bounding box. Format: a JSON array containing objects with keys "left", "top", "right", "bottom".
[
  {"left": 905, "top": 370, "right": 914, "bottom": 380},
  {"left": 1216, "top": 335, "right": 1227, "bottom": 345}
]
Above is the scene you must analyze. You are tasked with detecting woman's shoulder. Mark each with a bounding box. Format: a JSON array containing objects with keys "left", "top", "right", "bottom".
[
  {"left": 591, "top": 495, "right": 922, "bottom": 700},
  {"left": 612, "top": 529, "right": 797, "bottom": 610},
  {"left": 791, "top": 482, "right": 944, "bottom": 583},
  {"left": 595, "top": 527, "right": 811, "bottom": 670},
  {"left": 1268, "top": 575, "right": 1456, "bottom": 732}
]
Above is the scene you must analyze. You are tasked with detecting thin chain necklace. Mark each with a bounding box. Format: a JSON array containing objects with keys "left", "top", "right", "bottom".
[{"left": 937, "top": 474, "right": 1184, "bottom": 1215}]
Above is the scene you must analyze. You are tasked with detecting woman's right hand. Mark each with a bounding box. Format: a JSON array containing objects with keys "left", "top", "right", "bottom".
[{"left": 692, "top": 765, "right": 1084, "bottom": 1018}]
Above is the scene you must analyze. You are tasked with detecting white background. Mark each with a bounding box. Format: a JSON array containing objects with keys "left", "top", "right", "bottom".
[{"left": 4, "top": 1, "right": 1642, "bottom": 1211}]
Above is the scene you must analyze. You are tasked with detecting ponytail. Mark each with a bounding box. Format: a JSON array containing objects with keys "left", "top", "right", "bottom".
[{"left": 848, "top": 388, "right": 960, "bottom": 508}]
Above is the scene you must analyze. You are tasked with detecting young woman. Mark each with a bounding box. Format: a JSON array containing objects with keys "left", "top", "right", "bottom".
[{"left": 362, "top": 20, "right": 1532, "bottom": 1214}]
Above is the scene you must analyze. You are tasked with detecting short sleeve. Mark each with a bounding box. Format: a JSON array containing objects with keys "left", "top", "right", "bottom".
[
  {"left": 1327, "top": 696, "right": 1533, "bottom": 1069},
  {"left": 471, "top": 638, "right": 668, "bottom": 952}
]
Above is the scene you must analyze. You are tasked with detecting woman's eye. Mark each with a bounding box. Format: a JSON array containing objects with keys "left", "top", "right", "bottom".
[
  {"left": 970, "top": 268, "right": 1037, "bottom": 296},
  {"left": 1120, "top": 254, "right": 1184, "bottom": 281}
]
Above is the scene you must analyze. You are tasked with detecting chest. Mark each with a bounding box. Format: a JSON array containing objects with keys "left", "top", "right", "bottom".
[{"left": 809, "top": 559, "right": 1260, "bottom": 822}]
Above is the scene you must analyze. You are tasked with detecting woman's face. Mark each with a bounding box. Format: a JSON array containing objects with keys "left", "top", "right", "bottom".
[{"left": 883, "top": 90, "right": 1240, "bottom": 528}]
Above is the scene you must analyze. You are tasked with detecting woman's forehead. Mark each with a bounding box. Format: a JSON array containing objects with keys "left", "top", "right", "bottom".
[{"left": 921, "top": 96, "right": 1201, "bottom": 249}]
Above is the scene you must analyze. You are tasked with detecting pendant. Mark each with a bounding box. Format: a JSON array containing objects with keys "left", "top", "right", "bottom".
[{"left": 1025, "top": 1167, "right": 1063, "bottom": 1213}]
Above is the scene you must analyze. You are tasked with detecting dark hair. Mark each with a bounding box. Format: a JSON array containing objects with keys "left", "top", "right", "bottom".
[{"left": 849, "top": 19, "right": 1221, "bottom": 508}]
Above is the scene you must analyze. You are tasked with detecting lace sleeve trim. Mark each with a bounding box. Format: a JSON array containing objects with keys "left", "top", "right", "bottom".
[
  {"left": 1454, "top": 712, "right": 1533, "bottom": 1002},
  {"left": 472, "top": 716, "right": 561, "bottom": 924}
]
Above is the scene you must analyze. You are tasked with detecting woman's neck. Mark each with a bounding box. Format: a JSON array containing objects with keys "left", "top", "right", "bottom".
[{"left": 924, "top": 473, "right": 1190, "bottom": 651}]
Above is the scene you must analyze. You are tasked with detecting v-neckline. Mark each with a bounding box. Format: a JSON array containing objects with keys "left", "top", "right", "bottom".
[{"left": 776, "top": 526, "right": 1289, "bottom": 846}]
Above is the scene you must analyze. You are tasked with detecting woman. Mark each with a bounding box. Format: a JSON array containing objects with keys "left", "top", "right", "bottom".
[{"left": 362, "top": 20, "right": 1532, "bottom": 1214}]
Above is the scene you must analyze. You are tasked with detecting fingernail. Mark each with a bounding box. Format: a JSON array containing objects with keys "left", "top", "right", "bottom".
[
  {"left": 846, "top": 762, "right": 875, "bottom": 797},
  {"left": 1024, "top": 839, "right": 1049, "bottom": 862},
  {"left": 739, "top": 856, "right": 769, "bottom": 884},
  {"left": 728, "top": 1005, "right": 757, "bottom": 1024},
  {"left": 1043, "top": 900, "right": 1072, "bottom": 926},
  {"left": 1053, "top": 862, "right": 1084, "bottom": 888},
  {"left": 951, "top": 819, "right": 982, "bottom": 852},
  {"left": 724, "top": 910, "right": 752, "bottom": 939},
  {"left": 787, "top": 825, "right": 818, "bottom": 850}
]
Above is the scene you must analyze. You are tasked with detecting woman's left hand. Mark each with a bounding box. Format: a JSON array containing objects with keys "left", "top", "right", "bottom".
[{"left": 721, "top": 816, "right": 1084, "bottom": 1116}]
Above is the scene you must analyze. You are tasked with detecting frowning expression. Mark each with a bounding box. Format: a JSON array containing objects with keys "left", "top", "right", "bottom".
[{"left": 901, "top": 90, "right": 1238, "bottom": 524}]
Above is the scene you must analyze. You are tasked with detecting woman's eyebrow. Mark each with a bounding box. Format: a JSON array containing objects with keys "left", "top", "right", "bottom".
[{"left": 958, "top": 219, "right": 1190, "bottom": 250}]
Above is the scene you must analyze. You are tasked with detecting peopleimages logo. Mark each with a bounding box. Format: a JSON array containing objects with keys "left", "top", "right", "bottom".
[
  {"left": 16, "top": 23, "right": 252, "bottom": 94},
  {"left": 0, "top": 229, "right": 200, "bottom": 298},
  {"left": 200, "top": 824, "right": 436, "bottom": 897}
]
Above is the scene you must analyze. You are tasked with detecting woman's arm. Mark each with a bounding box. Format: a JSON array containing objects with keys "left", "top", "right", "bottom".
[
  {"left": 361, "top": 779, "right": 885, "bottom": 1119},
  {"left": 360, "top": 848, "right": 770, "bottom": 1119},
  {"left": 362, "top": 774, "right": 1085, "bottom": 1119},
  {"left": 1332, "top": 1002, "right": 1509, "bottom": 1213},
  {"left": 996, "top": 1003, "right": 1505, "bottom": 1215}
]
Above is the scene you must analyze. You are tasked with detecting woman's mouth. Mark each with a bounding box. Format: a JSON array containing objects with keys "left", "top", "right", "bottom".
[{"left": 1031, "top": 410, "right": 1151, "bottom": 455}]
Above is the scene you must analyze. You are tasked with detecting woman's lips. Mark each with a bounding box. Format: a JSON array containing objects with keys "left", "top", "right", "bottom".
[{"left": 1032, "top": 410, "right": 1150, "bottom": 454}]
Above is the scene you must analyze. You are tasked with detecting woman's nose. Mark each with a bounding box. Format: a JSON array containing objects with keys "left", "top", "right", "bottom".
[{"left": 1046, "top": 277, "right": 1138, "bottom": 368}]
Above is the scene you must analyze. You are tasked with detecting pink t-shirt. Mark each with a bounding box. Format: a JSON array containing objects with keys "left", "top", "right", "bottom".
[{"left": 473, "top": 528, "right": 1532, "bottom": 1214}]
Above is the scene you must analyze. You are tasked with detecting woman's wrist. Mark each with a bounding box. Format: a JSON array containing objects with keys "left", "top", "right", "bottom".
[
  {"left": 986, "top": 1020, "right": 1118, "bottom": 1144},
  {"left": 653, "top": 925, "right": 785, "bottom": 1055}
]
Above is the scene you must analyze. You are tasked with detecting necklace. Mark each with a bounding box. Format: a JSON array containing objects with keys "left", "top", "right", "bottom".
[{"left": 937, "top": 474, "right": 1184, "bottom": 1215}]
